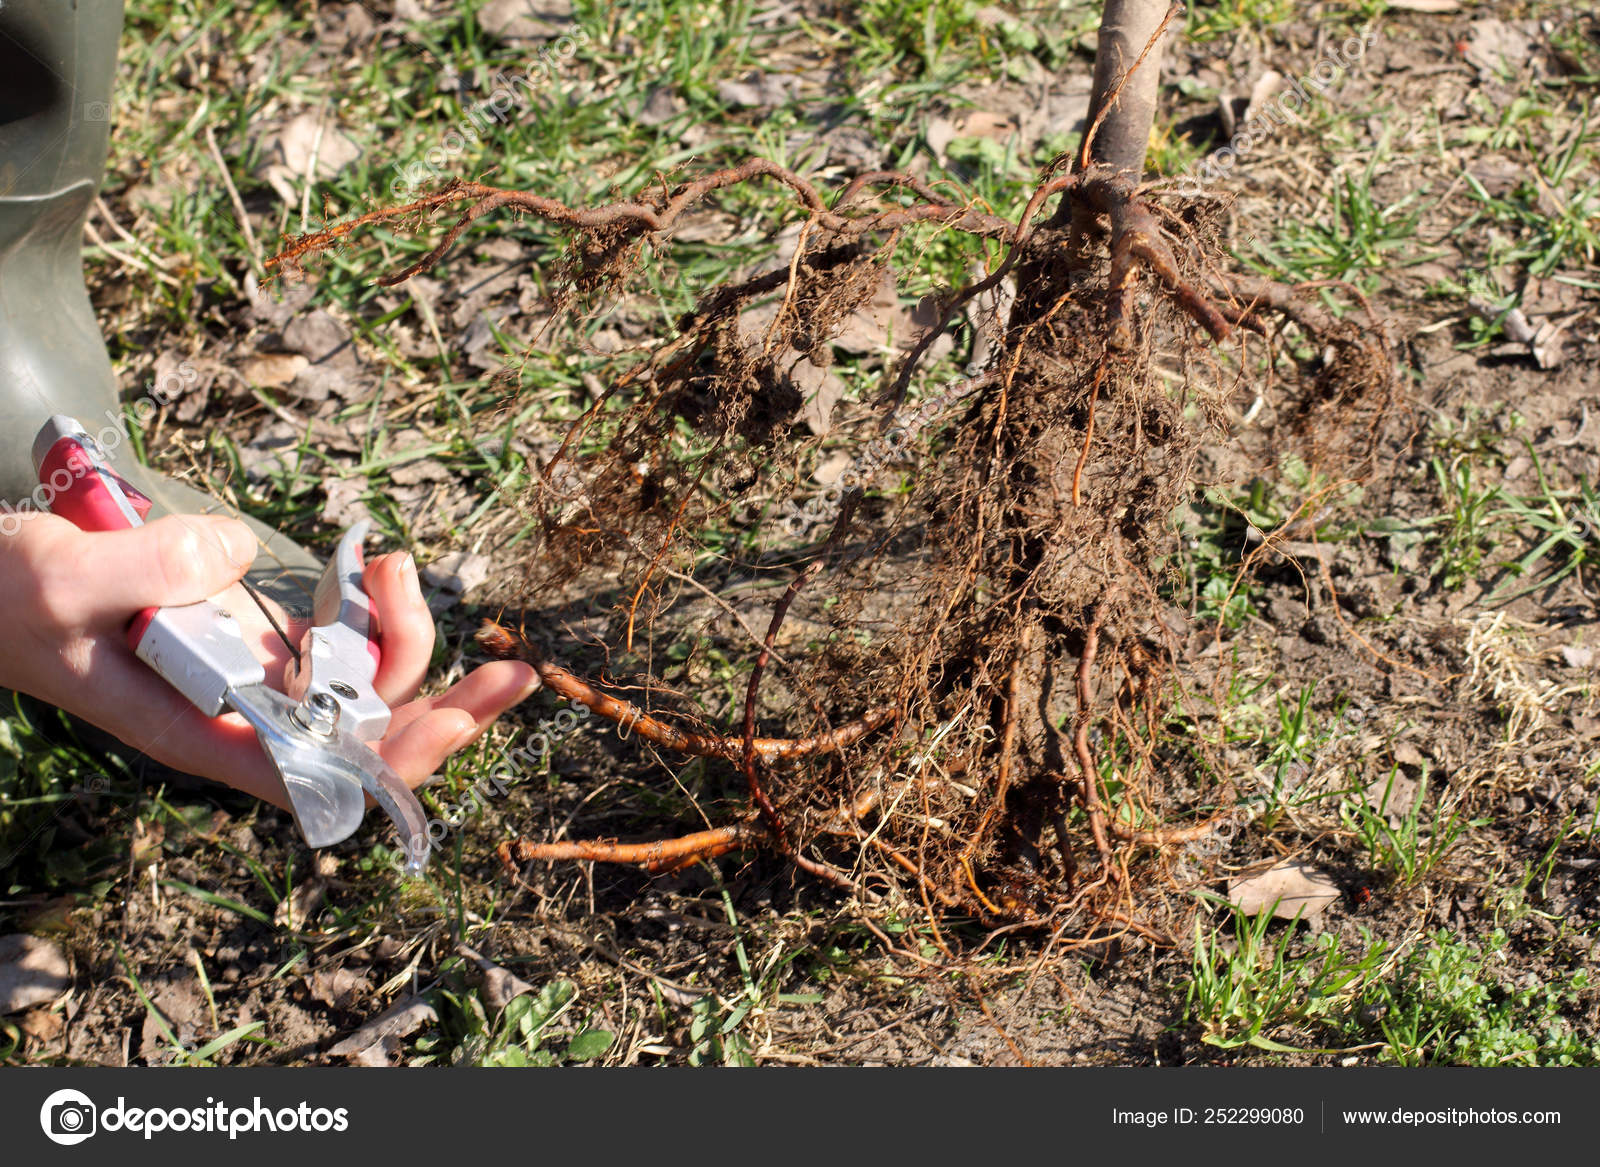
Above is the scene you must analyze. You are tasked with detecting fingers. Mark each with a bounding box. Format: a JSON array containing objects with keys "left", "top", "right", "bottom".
[
  {"left": 56, "top": 514, "right": 258, "bottom": 625},
  {"left": 384, "top": 660, "right": 541, "bottom": 744},
  {"left": 363, "top": 551, "right": 434, "bottom": 705},
  {"left": 375, "top": 707, "right": 480, "bottom": 789}
]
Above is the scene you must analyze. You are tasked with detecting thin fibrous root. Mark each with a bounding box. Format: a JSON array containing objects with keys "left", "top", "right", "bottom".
[{"left": 267, "top": 164, "right": 1017, "bottom": 286}]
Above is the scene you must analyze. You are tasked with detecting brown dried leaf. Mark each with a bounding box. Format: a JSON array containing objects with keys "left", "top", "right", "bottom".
[
  {"left": 328, "top": 995, "right": 437, "bottom": 1062},
  {"left": 239, "top": 353, "right": 310, "bottom": 389},
  {"left": 786, "top": 355, "right": 846, "bottom": 436},
  {"left": 0, "top": 934, "right": 70, "bottom": 1015},
  {"left": 308, "top": 967, "right": 371, "bottom": 1012},
  {"left": 457, "top": 944, "right": 537, "bottom": 1011},
  {"left": 1226, "top": 860, "right": 1340, "bottom": 921},
  {"left": 421, "top": 551, "right": 493, "bottom": 596},
  {"left": 476, "top": 0, "right": 573, "bottom": 41},
  {"left": 274, "top": 878, "right": 327, "bottom": 931}
]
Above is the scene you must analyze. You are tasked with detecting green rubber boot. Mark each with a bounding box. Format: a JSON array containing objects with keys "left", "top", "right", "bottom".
[{"left": 0, "top": 0, "right": 319, "bottom": 608}]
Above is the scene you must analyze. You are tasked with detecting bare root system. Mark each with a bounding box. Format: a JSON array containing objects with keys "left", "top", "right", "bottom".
[{"left": 275, "top": 150, "right": 1395, "bottom": 947}]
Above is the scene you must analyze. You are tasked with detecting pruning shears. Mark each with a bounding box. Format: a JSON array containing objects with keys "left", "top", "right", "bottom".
[{"left": 32, "top": 415, "right": 431, "bottom": 874}]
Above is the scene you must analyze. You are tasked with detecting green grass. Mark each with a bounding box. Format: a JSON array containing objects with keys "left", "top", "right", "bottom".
[
  {"left": 1183, "top": 911, "right": 1600, "bottom": 1065},
  {"left": 1346, "top": 930, "right": 1600, "bottom": 1066},
  {"left": 1422, "top": 453, "right": 1501, "bottom": 591},
  {"left": 1339, "top": 765, "right": 1478, "bottom": 887},
  {"left": 1244, "top": 156, "right": 1433, "bottom": 291},
  {"left": 1183, "top": 0, "right": 1296, "bottom": 43},
  {"left": 1485, "top": 443, "right": 1600, "bottom": 604},
  {"left": 1184, "top": 900, "right": 1386, "bottom": 1053},
  {"left": 1457, "top": 95, "right": 1600, "bottom": 281}
]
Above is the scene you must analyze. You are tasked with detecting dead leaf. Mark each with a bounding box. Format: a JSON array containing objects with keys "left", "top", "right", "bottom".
[
  {"left": 476, "top": 0, "right": 574, "bottom": 41},
  {"left": 1560, "top": 645, "right": 1594, "bottom": 669},
  {"left": 716, "top": 71, "right": 799, "bottom": 109},
  {"left": 457, "top": 944, "right": 536, "bottom": 1010},
  {"left": 290, "top": 365, "right": 353, "bottom": 404},
  {"left": 349, "top": 1034, "right": 401, "bottom": 1067},
  {"left": 956, "top": 110, "right": 1018, "bottom": 140},
  {"left": 1386, "top": 0, "right": 1460, "bottom": 10},
  {"left": 814, "top": 452, "right": 855, "bottom": 485},
  {"left": 1227, "top": 860, "right": 1340, "bottom": 921},
  {"left": 1462, "top": 19, "right": 1535, "bottom": 74},
  {"left": 283, "top": 309, "right": 358, "bottom": 369},
  {"left": 137, "top": 978, "right": 206, "bottom": 1063},
  {"left": 240, "top": 422, "right": 302, "bottom": 484},
  {"left": 1393, "top": 741, "right": 1427, "bottom": 768},
  {"left": 328, "top": 995, "right": 437, "bottom": 1062},
  {"left": 389, "top": 457, "right": 452, "bottom": 487},
  {"left": 0, "top": 935, "right": 70, "bottom": 1015},
  {"left": 130, "top": 818, "right": 165, "bottom": 867},
  {"left": 274, "top": 878, "right": 327, "bottom": 931},
  {"left": 239, "top": 353, "right": 310, "bottom": 389},
  {"left": 906, "top": 293, "right": 956, "bottom": 361},
  {"left": 1242, "top": 70, "right": 1285, "bottom": 125},
  {"left": 308, "top": 967, "right": 371, "bottom": 1012},
  {"left": 1529, "top": 318, "right": 1569, "bottom": 370},
  {"left": 258, "top": 112, "right": 363, "bottom": 180},
  {"left": 150, "top": 350, "right": 211, "bottom": 423},
  {"left": 786, "top": 355, "right": 846, "bottom": 436},
  {"left": 924, "top": 116, "right": 959, "bottom": 159},
  {"left": 245, "top": 272, "right": 315, "bottom": 329},
  {"left": 833, "top": 271, "right": 907, "bottom": 355},
  {"left": 1365, "top": 772, "right": 1421, "bottom": 827},
  {"left": 421, "top": 551, "right": 492, "bottom": 596},
  {"left": 322, "top": 477, "right": 372, "bottom": 528},
  {"left": 17, "top": 1006, "right": 64, "bottom": 1044}
]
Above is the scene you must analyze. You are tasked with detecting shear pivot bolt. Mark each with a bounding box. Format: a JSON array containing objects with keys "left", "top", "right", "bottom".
[{"left": 291, "top": 691, "right": 342, "bottom": 736}]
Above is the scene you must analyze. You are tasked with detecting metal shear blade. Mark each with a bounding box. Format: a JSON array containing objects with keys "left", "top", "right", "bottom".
[{"left": 229, "top": 684, "right": 430, "bottom": 872}]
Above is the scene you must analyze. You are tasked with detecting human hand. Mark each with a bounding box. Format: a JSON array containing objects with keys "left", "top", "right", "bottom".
[{"left": 0, "top": 510, "right": 538, "bottom": 810}]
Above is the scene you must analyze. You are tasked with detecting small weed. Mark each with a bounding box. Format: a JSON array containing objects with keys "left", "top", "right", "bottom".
[
  {"left": 683, "top": 882, "right": 819, "bottom": 1066},
  {"left": 1184, "top": 0, "right": 1295, "bottom": 43},
  {"left": 1346, "top": 930, "right": 1600, "bottom": 1066},
  {"left": 1459, "top": 98, "right": 1600, "bottom": 280},
  {"left": 1485, "top": 443, "right": 1600, "bottom": 604},
  {"left": 422, "top": 979, "right": 614, "bottom": 1067},
  {"left": 1184, "top": 900, "right": 1386, "bottom": 1052},
  {"left": 1423, "top": 454, "right": 1502, "bottom": 590},
  {"left": 1339, "top": 765, "right": 1476, "bottom": 886},
  {"left": 116, "top": 946, "right": 269, "bottom": 1066},
  {"left": 1246, "top": 160, "right": 1435, "bottom": 290}
]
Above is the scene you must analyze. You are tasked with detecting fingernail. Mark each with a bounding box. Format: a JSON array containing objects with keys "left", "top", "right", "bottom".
[
  {"left": 402, "top": 553, "right": 424, "bottom": 606},
  {"left": 451, "top": 720, "right": 480, "bottom": 752},
  {"left": 215, "top": 519, "right": 258, "bottom": 569}
]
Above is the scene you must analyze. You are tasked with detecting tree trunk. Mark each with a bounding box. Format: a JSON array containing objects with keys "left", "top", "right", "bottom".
[{"left": 1083, "top": 0, "right": 1175, "bottom": 176}]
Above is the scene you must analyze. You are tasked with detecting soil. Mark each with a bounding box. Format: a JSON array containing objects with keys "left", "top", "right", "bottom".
[{"left": 5, "top": 1, "right": 1598, "bottom": 1066}]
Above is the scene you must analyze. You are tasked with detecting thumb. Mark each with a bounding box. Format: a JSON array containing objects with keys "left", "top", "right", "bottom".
[{"left": 74, "top": 514, "right": 258, "bottom": 620}]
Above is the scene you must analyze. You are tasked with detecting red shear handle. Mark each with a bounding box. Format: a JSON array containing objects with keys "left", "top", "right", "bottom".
[
  {"left": 36, "top": 430, "right": 159, "bottom": 650},
  {"left": 36, "top": 435, "right": 154, "bottom": 532}
]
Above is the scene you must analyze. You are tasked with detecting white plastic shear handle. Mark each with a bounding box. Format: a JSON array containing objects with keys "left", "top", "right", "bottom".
[
  {"left": 31, "top": 415, "right": 431, "bottom": 874},
  {"left": 131, "top": 601, "right": 269, "bottom": 716}
]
